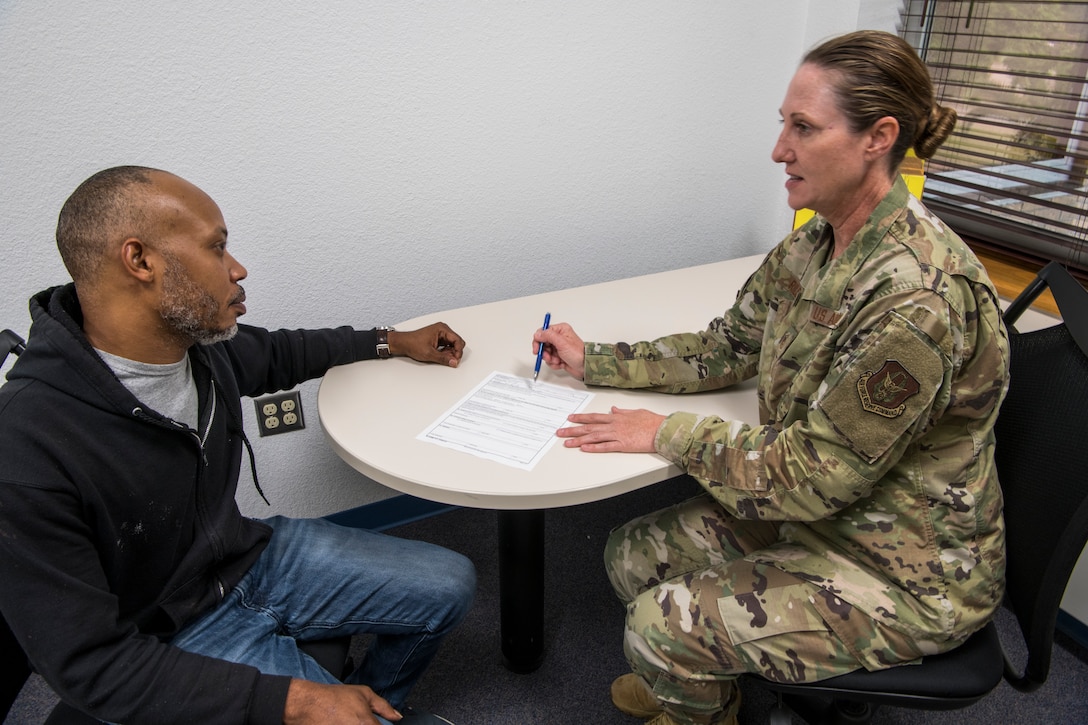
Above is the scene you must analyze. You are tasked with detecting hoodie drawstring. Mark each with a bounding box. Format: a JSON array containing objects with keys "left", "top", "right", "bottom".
[{"left": 240, "top": 431, "right": 270, "bottom": 506}]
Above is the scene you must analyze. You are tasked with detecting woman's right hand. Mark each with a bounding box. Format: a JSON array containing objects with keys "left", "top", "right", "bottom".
[{"left": 532, "top": 322, "right": 586, "bottom": 380}]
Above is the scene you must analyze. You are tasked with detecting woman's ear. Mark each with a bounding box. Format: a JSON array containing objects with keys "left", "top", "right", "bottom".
[{"left": 867, "top": 116, "right": 900, "bottom": 159}]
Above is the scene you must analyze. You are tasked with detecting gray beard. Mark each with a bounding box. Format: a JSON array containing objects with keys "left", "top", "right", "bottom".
[
  {"left": 190, "top": 324, "right": 239, "bottom": 346},
  {"left": 160, "top": 300, "right": 239, "bottom": 345},
  {"left": 159, "top": 255, "right": 241, "bottom": 346}
]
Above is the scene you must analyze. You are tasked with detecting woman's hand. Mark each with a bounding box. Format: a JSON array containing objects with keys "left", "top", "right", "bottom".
[
  {"left": 532, "top": 322, "right": 586, "bottom": 380},
  {"left": 557, "top": 406, "right": 665, "bottom": 453}
]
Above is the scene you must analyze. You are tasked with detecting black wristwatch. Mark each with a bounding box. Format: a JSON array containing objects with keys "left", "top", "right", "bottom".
[{"left": 375, "top": 326, "right": 395, "bottom": 359}]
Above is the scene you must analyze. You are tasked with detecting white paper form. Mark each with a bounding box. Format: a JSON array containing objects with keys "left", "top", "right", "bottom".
[{"left": 418, "top": 371, "right": 594, "bottom": 470}]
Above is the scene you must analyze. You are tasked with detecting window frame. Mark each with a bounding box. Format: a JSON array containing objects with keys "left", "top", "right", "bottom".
[{"left": 900, "top": 0, "right": 1088, "bottom": 275}]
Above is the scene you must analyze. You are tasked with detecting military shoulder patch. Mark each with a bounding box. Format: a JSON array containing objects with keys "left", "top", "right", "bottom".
[
  {"left": 857, "top": 360, "right": 920, "bottom": 418},
  {"left": 817, "top": 310, "right": 945, "bottom": 464}
]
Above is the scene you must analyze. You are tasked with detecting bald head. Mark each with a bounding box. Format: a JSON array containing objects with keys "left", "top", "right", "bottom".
[
  {"left": 56, "top": 166, "right": 167, "bottom": 286},
  {"left": 55, "top": 167, "right": 247, "bottom": 360},
  {"left": 55, "top": 165, "right": 196, "bottom": 289}
]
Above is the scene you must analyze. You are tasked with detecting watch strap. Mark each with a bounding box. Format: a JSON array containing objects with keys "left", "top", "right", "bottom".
[{"left": 375, "top": 326, "right": 395, "bottom": 358}]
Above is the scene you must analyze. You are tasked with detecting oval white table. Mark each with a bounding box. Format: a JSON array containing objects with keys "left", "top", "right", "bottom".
[{"left": 318, "top": 254, "right": 763, "bottom": 671}]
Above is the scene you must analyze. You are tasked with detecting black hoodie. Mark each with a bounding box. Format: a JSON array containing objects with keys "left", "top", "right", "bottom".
[{"left": 0, "top": 284, "right": 381, "bottom": 724}]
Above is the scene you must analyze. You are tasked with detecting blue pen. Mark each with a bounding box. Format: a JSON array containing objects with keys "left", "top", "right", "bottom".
[{"left": 533, "top": 312, "right": 551, "bottom": 382}]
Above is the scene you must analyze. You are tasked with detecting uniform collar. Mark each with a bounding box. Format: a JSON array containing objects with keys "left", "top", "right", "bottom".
[{"left": 801, "top": 176, "right": 911, "bottom": 312}]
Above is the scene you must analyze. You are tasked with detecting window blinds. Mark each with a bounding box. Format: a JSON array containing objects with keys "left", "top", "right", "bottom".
[{"left": 900, "top": 0, "right": 1088, "bottom": 271}]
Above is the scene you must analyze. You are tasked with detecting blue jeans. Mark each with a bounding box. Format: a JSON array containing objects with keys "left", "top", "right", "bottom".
[{"left": 169, "top": 516, "right": 475, "bottom": 720}]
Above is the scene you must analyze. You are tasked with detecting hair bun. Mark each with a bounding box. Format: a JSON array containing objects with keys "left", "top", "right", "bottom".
[{"left": 915, "top": 105, "right": 957, "bottom": 159}]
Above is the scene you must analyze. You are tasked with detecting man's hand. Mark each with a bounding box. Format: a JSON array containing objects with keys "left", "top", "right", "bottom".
[
  {"left": 556, "top": 406, "right": 665, "bottom": 453},
  {"left": 388, "top": 322, "right": 465, "bottom": 367},
  {"left": 283, "top": 679, "right": 401, "bottom": 725},
  {"left": 532, "top": 322, "right": 586, "bottom": 380}
]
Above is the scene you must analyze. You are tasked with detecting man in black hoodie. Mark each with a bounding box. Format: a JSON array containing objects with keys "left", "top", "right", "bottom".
[{"left": 0, "top": 166, "right": 476, "bottom": 724}]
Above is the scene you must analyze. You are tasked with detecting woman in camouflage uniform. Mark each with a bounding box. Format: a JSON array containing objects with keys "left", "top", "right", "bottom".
[{"left": 533, "top": 30, "right": 1009, "bottom": 725}]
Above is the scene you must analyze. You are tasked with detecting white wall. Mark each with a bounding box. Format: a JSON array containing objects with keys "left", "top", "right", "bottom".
[{"left": 0, "top": 1, "right": 898, "bottom": 517}]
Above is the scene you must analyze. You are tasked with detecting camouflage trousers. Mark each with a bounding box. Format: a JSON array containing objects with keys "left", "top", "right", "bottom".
[{"left": 604, "top": 492, "right": 926, "bottom": 725}]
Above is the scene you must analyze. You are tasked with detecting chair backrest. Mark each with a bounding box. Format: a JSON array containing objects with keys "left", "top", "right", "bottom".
[
  {"left": 996, "top": 261, "right": 1088, "bottom": 693},
  {"left": 1, "top": 328, "right": 25, "bottom": 370},
  {"left": 1, "top": 614, "right": 32, "bottom": 719},
  {"left": 0, "top": 329, "right": 30, "bottom": 718}
]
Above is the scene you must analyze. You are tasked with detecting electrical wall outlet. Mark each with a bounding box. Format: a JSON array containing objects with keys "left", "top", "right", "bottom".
[{"left": 254, "top": 391, "right": 305, "bottom": 436}]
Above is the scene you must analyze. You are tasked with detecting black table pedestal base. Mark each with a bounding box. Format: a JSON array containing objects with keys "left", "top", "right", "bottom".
[{"left": 498, "top": 509, "right": 545, "bottom": 673}]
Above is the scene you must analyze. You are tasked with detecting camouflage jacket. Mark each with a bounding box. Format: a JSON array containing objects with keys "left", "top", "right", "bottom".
[{"left": 584, "top": 178, "right": 1010, "bottom": 645}]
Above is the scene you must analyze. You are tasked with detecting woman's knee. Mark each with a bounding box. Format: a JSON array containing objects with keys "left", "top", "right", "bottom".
[
  {"left": 623, "top": 588, "right": 688, "bottom": 678},
  {"left": 603, "top": 499, "right": 707, "bottom": 602},
  {"left": 604, "top": 519, "right": 650, "bottom": 602}
]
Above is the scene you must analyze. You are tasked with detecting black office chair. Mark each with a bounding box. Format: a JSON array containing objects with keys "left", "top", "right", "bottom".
[
  {"left": 745, "top": 261, "right": 1088, "bottom": 724},
  {"left": 0, "top": 328, "right": 351, "bottom": 723},
  {"left": 1, "top": 330, "right": 34, "bottom": 721}
]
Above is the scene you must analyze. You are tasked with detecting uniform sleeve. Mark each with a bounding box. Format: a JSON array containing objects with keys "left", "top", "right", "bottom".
[
  {"left": 582, "top": 253, "right": 776, "bottom": 393},
  {"left": 654, "top": 290, "right": 953, "bottom": 521}
]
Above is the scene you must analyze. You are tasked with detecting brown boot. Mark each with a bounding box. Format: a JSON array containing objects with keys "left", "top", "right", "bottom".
[
  {"left": 645, "top": 715, "right": 684, "bottom": 725},
  {"left": 610, "top": 673, "right": 664, "bottom": 719},
  {"left": 642, "top": 685, "right": 742, "bottom": 725},
  {"left": 645, "top": 711, "right": 739, "bottom": 725}
]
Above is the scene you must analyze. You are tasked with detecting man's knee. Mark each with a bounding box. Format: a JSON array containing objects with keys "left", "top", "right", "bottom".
[
  {"left": 437, "top": 549, "right": 476, "bottom": 619},
  {"left": 408, "top": 546, "right": 476, "bottom": 632}
]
